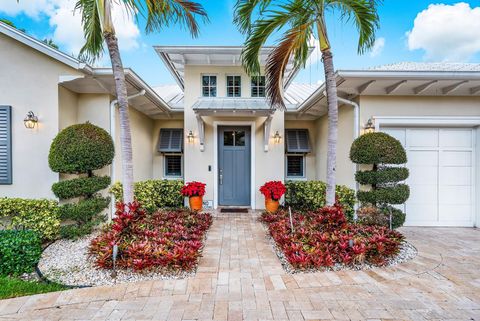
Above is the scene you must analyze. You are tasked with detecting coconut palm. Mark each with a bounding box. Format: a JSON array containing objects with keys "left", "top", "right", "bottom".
[
  {"left": 72, "top": 0, "right": 208, "bottom": 203},
  {"left": 235, "top": 0, "right": 380, "bottom": 206}
]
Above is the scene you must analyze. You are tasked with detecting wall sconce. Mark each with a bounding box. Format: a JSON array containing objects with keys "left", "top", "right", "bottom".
[
  {"left": 273, "top": 131, "right": 282, "bottom": 144},
  {"left": 24, "top": 111, "right": 38, "bottom": 129},
  {"left": 187, "top": 130, "right": 195, "bottom": 143},
  {"left": 364, "top": 118, "right": 375, "bottom": 134}
]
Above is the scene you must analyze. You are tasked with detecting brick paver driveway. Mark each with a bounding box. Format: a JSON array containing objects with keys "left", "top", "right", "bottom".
[{"left": 1, "top": 212, "right": 479, "bottom": 320}]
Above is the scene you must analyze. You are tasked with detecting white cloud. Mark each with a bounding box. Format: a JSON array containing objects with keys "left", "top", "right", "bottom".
[
  {"left": 406, "top": 2, "right": 480, "bottom": 61},
  {"left": 370, "top": 37, "right": 385, "bottom": 57},
  {"left": 0, "top": 0, "right": 140, "bottom": 57}
]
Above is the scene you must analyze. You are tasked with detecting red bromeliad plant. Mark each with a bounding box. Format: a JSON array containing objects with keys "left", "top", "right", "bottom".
[
  {"left": 260, "top": 205, "right": 404, "bottom": 270},
  {"left": 89, "top": 201, "right": 212, "bottom": 272},
  {"left": 259, "top": 181, "right": 286, "bottom": 201},
  {"left": 181, "top": 181, "right": 206, "bottom": 197}
]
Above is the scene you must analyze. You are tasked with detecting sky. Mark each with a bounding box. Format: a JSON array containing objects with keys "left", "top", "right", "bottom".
[{"left": 2, "top": 1, "right": 480, "bottom": 87}]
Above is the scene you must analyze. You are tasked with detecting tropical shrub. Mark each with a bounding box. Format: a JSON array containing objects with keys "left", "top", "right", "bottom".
[
  {"left": 0, "top": 230, "right": 42, "bottom": 276},
  {"left": 259, "top": 181, "right": 286, "bottom": 201},
  {"left": 350, "top": 133, "right": 410, "bottom": 228},
  {"left": 357, "top": 205, "right": 406, "bottom": 230},
  {"left": 110, "top": 179, "right": 184, "bottom": 212},
  {"left": 49, "top": 123, "right": 114, "bottom": 239},
  {"left": 260, "top": 206, "right": 404, "bottom": 269},
  {"left": 181, "top": 181, "right": 206, "bottom": 197},
  {"left": 284, "top": 181, "right": 356, "bottom": 220},
  {"left": 0, "top": 198, "right": 60, "bottom": 240},
  {"left": 89, "top": 202, "right": 212, "bottom": 271}
]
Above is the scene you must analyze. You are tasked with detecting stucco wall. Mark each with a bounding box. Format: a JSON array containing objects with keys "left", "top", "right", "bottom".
[
  {"left": 58, "top": 87, "right": 78, "bottom": 129},
  {"left": 285, "top": 120, "right": 316, "bottom": 180},
  {"left": 152, "top": 119, "right": 184, "bottom": 179},
  {"left": 183, "top": 65, "right": 284, "bottom": 209},
  {"left": 0, "top": 33, "right": 82, "bottom": 199}
]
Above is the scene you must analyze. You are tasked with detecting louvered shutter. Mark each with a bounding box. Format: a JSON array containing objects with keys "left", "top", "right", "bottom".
[
  {"left": 0, "top": 106, "right": 12, "bottom": 184},
  {"left": 158, "top": 129, "right": 183, "bottom": 153},
  {"left": 285, "top": 129, "right": 311, "bottom": 153}
]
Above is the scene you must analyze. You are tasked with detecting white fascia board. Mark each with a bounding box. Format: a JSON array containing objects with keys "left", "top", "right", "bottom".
[{"left": 337, "top": 70, "right": 480, "bottom": 80}]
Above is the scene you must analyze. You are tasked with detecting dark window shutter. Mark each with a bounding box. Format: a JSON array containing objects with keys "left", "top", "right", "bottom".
[
  {"left": 0, "top": 106, "right": 12, "bottom": 184},
  {"left": 285, "top": 129, "right": 311, "bottom": 153},
  {"left": 158, "top": 129, "right": 183, "bottom": 153}
]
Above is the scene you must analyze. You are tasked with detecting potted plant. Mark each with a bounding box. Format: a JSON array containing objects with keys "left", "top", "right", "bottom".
[
  {"left": 260, "top": 181, "right": 286, "bottom": 213},
  {"left": 181, "top": 181, "right": 206, "bottom": 211}
]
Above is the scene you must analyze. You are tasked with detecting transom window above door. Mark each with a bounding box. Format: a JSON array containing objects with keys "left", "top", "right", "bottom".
[
  {"left": 223, "top": 131, "right": 246, "bottom": 146},
  {"left": 202, "top": 75, "right": 217, "bottom": 97},
  {"left": 227, "top": 76, "right": 241, "bottom": 97},
  {"left": 251, "top": 76, "right": 266, "bottom": 97}
]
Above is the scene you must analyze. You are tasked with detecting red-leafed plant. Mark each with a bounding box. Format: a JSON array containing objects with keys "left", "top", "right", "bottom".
[
  {"left": 260, "top": 205, "right": 404, "bottom": 270},
  {"left": 181, "top": 181, "right": 206, "bottom": 197},
  {"left": 259, "top": 181, "right": 286, "bottom": 201},
  {"left": 89, "top": 201, "right": 212, "bottom": 272}
]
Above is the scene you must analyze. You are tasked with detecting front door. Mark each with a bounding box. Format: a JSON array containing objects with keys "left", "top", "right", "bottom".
[{"left": 218, "top": 126, "right": 251, "bottom": 206}]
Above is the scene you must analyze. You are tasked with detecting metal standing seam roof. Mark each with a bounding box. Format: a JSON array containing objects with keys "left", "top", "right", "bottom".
[
  {"left": 369, "top": 62, "right": 480, "bottom": 72},
  {"left": 192, "top": 97, "right": 273, "bottom": 110}
]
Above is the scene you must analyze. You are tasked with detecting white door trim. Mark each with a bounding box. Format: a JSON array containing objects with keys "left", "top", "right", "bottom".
[
  {"left": 377, "top": 116, "right": 479, "bottom": 227},
  {"left": 213, "top": 121, "right": 256, "bottom": 209}
]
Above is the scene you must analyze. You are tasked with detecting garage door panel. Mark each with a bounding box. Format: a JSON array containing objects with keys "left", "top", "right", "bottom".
[
  {"left": 439, "top": 185, "right": 471, "bottom": 205},
  {"left": 405, "top": 204, "right": 437, "bottom": 223},
  {"left": 408, "top": 150, "right": 438, "bottom": 166},
  {"left": 440, "top": 129, "right": 472, "bottom": 148},
  {"left": 407, "top": 167, "right": 437, "bottom": 185},
  {"left": 439, "top": 205, "right": 472, "bottom": 222},
  {"left": 383, "top": 128, "right": 406, "bottom": 146},
  {"left": 408, "top": 129, "right": 438, "bottom": 147},
  {"left": 408, "top": 185, "right": 437, "bottom": 204},
  {"left": 440, "top": 167, "right": 471, "bottom": 186},
  {"left": 441, "top": 151, "right": 472, "bottom": 167}
]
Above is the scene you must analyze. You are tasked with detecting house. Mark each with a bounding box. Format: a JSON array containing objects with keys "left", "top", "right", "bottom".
[{"left": 1, "top": 21, "right": 480, "bottom": 227}]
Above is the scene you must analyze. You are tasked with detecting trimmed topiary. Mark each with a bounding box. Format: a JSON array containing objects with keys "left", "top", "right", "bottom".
[
  {"left": 350, "top": 132, "right": 410, "bottom": 229},
  {"left": 49, "top": 123, "right": 113, "bottom": 239},
  {"left": 49, "top": 123, "right": 114, "bottom": 174}
]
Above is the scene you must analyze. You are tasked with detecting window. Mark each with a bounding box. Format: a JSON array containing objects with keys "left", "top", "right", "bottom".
[
  {"left": 286, "top": 155, "right": 305, "bottom": 178},
  {"left": 202, "top": 75, "right": 217, "bottom": 97},
  {"left": 0, "top": 106, "right": 12, "bottom": 185},
  {"left": 164, "top": 155, "right": 182, "bottom": 177},
  {"left": 226, "top": 76, "right": 241, "bottom": 97},
  {"left": 251, "top": 76, "right": 266, "bottom": 97},
  {"left": 223, "top": 131, "right": 246, "bottom": 146}
]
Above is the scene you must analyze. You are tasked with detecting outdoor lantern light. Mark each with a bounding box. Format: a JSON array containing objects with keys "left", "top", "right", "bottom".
[
  {"left": 187, "top": 130, "right": 195, "bottom": 143},
  {"left": 364, "top": 118, "right": 375, "bottom": 134},
  {"left": 24, "top": 111, "right": 38, "bottom": 129},
  {"left": 273, "top": 131, "right": 282, "bottom": 144}
]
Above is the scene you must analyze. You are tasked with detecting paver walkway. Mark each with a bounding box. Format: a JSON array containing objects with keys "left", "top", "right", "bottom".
[{"left": 1, "top": 211, "right": 479, "bottom": 320}]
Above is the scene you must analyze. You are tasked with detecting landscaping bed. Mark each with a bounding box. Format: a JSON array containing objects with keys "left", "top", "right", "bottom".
[
  {"left": 260, "top": 206, "right": 416, "bottom": 273},
  {"left": 38, "top": 204, "right": 212, "bottom": 286}
]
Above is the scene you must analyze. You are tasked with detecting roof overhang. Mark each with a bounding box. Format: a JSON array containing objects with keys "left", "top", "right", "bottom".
[
  {"left": 154, "top": 46, "right": 311, "bottom": 91},
  {"left": 192, "top": 97, "right": 277, "bottom": 117},
  {"left": 295, "top": 70, "right": 480, "bottom": 119}
]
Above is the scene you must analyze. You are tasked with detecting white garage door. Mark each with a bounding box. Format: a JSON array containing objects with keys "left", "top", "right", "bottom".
[{"left": 381, "top": 127, "right": 475, "bottom": 227}]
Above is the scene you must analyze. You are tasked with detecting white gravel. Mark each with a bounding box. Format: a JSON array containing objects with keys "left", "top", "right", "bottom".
[{"left": 38, "top": 234, "right": 195, "bottom": 287}]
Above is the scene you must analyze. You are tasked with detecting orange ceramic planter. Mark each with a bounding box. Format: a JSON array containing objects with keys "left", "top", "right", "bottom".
[
  {"left": 189, "top": 196, "right": 203, "bottom": 211},
  {"left": 265, "top": 198, "right": 279, "bottom": 213}
]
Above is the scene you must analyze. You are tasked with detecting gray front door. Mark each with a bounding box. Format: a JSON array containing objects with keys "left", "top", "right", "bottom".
[{"left": 218, "top": 126, "right": 251, "bottom": 206}]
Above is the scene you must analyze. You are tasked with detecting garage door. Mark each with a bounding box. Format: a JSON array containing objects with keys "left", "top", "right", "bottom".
[{"left": 381, "top": 127, "right": 475, "bottom": 227}]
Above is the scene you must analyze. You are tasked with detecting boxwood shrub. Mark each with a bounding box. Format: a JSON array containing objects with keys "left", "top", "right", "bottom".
[
  {"left": 284, "top": 181, "right": 356, "bottom": 220},
  {"left": 110, "top": 179, "right": 184, "bottom": 212},
  {"left": 0, "top": 230, "right": 42, "bottom": 276},
  {"left": 0, "top": 198, "right": 60, "bottom": 240},
  {"left": 52, "top": 176, "right": 111, "bottom": 199}
]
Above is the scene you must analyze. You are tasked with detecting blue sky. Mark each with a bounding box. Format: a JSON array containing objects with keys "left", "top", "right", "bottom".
[{"left": 2, "top": 1, "right": 480, "bottom": 86}]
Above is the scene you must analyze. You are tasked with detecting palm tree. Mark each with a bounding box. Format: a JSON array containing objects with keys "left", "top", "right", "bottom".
[
  {"left": 72, "top": 0, "right": 208, "bottom": 203},
  {"left": 235, "top": 0, "right": 380, "bottom": 206}
]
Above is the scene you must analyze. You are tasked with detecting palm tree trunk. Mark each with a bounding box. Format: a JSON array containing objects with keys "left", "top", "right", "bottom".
[
  {"left": 104, "top": 32, "right": 134, "bottom": 204},
  {"left": 322, "top": 49, "right": 338, "bottom": 206}
]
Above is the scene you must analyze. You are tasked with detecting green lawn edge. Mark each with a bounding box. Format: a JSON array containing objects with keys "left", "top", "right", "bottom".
[{"left": 0, "top": 276, "right": 67, "bottom": 300}]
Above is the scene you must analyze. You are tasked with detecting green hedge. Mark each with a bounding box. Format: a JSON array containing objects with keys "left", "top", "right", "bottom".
[
  {"left": 0, "top": 198, "right": 60, "bottom": 240},
  {"left": 52, "top": 176, "right": 111, "bottom": 199},
  {"left": 284, "top": 181, "right": 356, "bottom": 220},
  {"left": 110, "top": 179, "right": 184, "bottom": 212},
  {"left": 357, "top": 184, "right": 410, "bottom": 205},
  {"left": 350, "top": 132, "right": 407, "bottom": 165},
  {"left": 355, "top": 167, "right": 409, "bottom": 185},
  {"left": 0, "top": 230, "right": 42, "bottom": 276}
]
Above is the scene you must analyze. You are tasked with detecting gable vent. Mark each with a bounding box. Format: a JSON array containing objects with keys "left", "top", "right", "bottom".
[
  {"left": 0, "top": 106, "right": 12, "bottom": 184},
  {"left": 158, "top": 128, "right": 183, "bottom": 153},
  {"left": 285, "top": 129, "right": 311, "bottom": 153}
]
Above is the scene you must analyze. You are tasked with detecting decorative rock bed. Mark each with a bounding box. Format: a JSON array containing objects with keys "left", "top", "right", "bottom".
[{"left": 38, "top": 234, "right": 194, "bottom": 287}]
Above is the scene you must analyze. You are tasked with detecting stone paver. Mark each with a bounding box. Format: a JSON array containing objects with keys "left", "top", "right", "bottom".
[{"left": 1, "top": 211, "right": 479, "bottom": 320}]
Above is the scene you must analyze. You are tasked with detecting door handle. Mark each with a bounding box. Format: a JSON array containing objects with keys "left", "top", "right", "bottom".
[{"left": 219, "top": 169, "right": 223, "bottom": 185}]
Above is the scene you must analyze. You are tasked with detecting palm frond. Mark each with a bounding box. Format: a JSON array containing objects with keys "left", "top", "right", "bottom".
[
  {"left": 265, "top": 22, "right": 312, "bottom": 110},
  {"left": 233, "top": 0, "right": 271, "bottom": 34},
  {"left": 76, "top": 0, "right": 104, "bottom": 62},
  {"left": 326, "top": 0, "right": 380, "bottom": 54}
]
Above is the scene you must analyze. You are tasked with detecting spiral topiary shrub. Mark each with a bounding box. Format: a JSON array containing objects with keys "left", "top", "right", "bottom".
[
  {"left": 49, "top": 123, "right": 114, "bottom": 239},
  {"left": 350, "top": 132, "right": 409, "bottom": 229}
]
